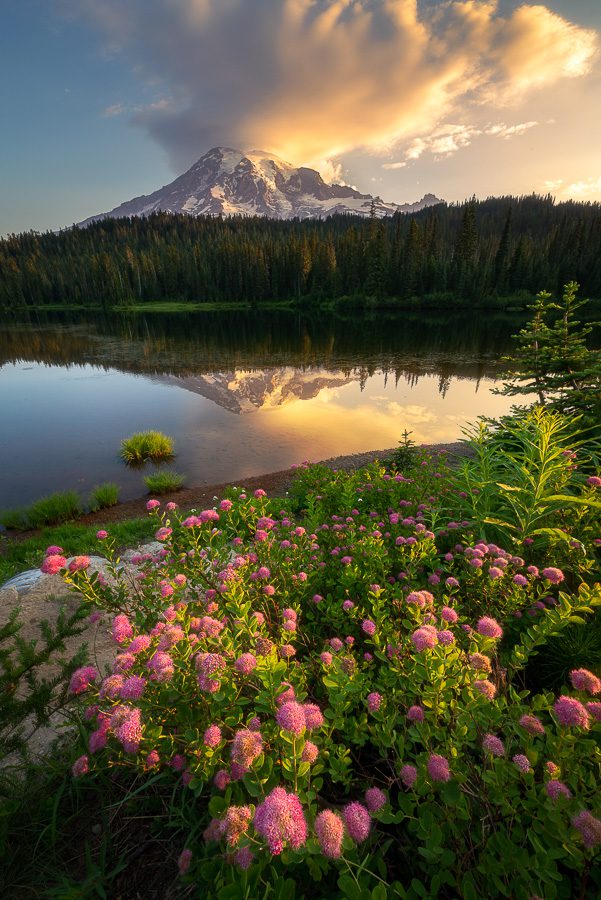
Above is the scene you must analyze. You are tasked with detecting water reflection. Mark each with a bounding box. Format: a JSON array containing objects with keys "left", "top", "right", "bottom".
[{"left": 0, "top": 310, "right": 526, "bottom": 509}]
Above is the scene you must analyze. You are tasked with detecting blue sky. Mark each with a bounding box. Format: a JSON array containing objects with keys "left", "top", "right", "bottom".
[{"left": 2, "top": 1, "right": 600, "bottom": 235}]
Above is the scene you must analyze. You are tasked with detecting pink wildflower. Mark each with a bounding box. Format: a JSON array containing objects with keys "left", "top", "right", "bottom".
[
  {"left": 280, "top": 644, "right": 296, "bottom": 659},
  {"left": 45, "top": 545, "right": 63, "bottom": 556},
  {"left": 68, "top": 555, "right": 90, "bottom": 572},
  {"left": 519, "top": 714, "right": 545, "bottom": 736},
  {"left": 469, "top": 653, "right": 492, "bottom": 673},
  {"left": 320, "top": 651, "right": 333, "bottom": 666},
  {"left": 128, "top": 635, "right": 151, "bottom": 654},
  {"left": 231, "top": 728, "right": 263, "bottom": 768},
  {"left": 41, "top": 554, "right": 66, "bottom": 575},
  {"left": 427, "top": 754, "right": 451, "bottom": 782},
  {"left": 204, "top": 725, "right": 222, "bottom": 748},
  {"left": 572, "top": 810, "right": 601, "bottom": 849},
  {"left": 214, "top": 769, "right": 230, "bottom": 790},
  {"left": 407, "top": 705, "right": 425, "bottom": 723},
  {"left": 99, "top": 674, "right": 124, "bottom": 700},
  {"left": 147, "top": 651, "right": 175, "bottom": 682},
  {"left": 441, "top": 606, "right": 458, "bottom": 623},
  {"left": 115, "top": 707, "right": 143, "bottom": 754},
  {"left": 146, "top": 499, "right": 160, "bottom": 510},
  {"left": 112, "top": 614, "right": 133, "bottom": 645},
  {"left": 554, "top": 695, "right": 590, "bottom": 728},
  {"left": 276, "top": 701, "right": 306, "bottom": 736},
  {"left": 222, "top": 805, "right": 253, "bottom": 847},
  {"left": 343, "top": 802, "right": 371, "bottom": 843},
  {"left": 570, "top": 668, "right": 601, "bottom": 695},
  {"left": 542, "top": 567, "right": 564, "bottom": 584},
  {"left": 400, "top": 764, "right": 417, "bottom": 788},
  {"left": 512, "top": 754, "right": 531, "bottom": 774},
  {"left": 303, "top": 704, "right": 324, "bottom": 731},
  {"left": 367, "top": 692, "right": 382, "bottom": 712},
  {"left": 411, "top": 625, "right": 438, "bottom": 651},
  {"left": 253, "top": 787, "right": 307, "bottom": 855},
  {"left": 146, "top": 750, "right": 160, "bottom": 768},
  {"left": 72, "top": 755, "right": 89, "bottom": 777},
  {"left": 476, "top": 617, "right": 503, "bottom": 639},
  {"left": 473, "top": 679, "right": 497, "bottom": 700},
  {"left": 178, "top": 848, "right": 193, "bottom": 875},
  {"left": 235, "top": 653, "right": 257, "bottom": 676},
  {"left": 513, "top": 574, "right": 529, "bottom": 587},
  {"left": 120, "top": 675, "right": 146, "bottom": 701},
  {"left": 234, "top": 847, "right": 254, "bottom": 870},
  {"left": 365, "top": 787, "right": 386, "bottom": 813},
  {"left": 482, "top": 734, "right": 505, "bottom": 756},
  {"left": 68, "top": 666, "right": 98, "bottom": 695},
  {"left": 437, "top": 629, "right": 455, "bottom": 645},
  {"left": 546, "top": 781, "right": 571, "bottom": 801},
  {"left": 315, "top": 810, "right": 344, "bottom": 859},
  {"left": 362, "top": 619, "right": 376, "bottom": 636},
  {"left": 301, "top": 741, "right": 319, "bottom": 764},
  {"left": 586, "top": 701, "right": 601, "bottom": 722}
]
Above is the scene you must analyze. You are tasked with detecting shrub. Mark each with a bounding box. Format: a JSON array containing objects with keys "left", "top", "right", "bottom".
[
  {"left": 121, "top": 431, "right": 174, "bottom": 465},
  {"left": 89, "top": 483, "right": 120, "bottom": 512},
  {"left": 53, "top": 453, "right": 601, "bottom": 899},
  {"left": 143, "top": 471, "right": 185, "bottom": 494}
]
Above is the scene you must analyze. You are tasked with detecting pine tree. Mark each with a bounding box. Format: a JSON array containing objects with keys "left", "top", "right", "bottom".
[{"left": 499, "top": 281, "right": 601, "bottom": 425}]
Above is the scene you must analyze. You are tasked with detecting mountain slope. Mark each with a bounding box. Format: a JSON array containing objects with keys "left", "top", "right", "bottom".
[{"left": 80, "top": 147, "right": 442, "bottom": 224}]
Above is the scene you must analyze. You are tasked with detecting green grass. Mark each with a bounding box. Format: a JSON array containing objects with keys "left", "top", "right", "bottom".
[
  {"left": 112, "top": 300, "right": 295, "bottom": 313},
  {"left": 0, "top": 491, "right": 82, "bottom": 531},
  {"left": 143, "top": 471, "right": 186, "bottom": 494},
  {"left": 120, "top": 431, "right": 175, "bottom": 465},
  {"left": 89, "top": 482, "right": 120, "bottom": 511},
  {"left": 0, "top": 517, "right": 155, "bottom": 585}
]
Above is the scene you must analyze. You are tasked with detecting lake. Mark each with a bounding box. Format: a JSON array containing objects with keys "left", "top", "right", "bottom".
[{"left": 0, "top": 309, "right": 526, "bottom": 509}]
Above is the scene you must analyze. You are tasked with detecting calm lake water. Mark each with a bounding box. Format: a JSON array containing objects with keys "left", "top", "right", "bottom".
[{"left": 0, "top": 309, "right": 526, "bottom": 509}]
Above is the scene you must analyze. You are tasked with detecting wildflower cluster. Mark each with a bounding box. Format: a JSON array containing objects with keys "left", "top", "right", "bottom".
[{"left": 55, "top": 454, "right": 601, "bottom": 897}]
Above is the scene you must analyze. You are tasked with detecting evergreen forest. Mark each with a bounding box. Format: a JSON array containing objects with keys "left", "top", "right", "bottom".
[{"left": 1, "top": 194, "right": 600, "bottom": 310}]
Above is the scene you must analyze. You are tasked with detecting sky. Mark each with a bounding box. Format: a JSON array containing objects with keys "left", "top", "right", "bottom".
[{"left": 2, "top": 0, "right": 601, "bottom": 235}]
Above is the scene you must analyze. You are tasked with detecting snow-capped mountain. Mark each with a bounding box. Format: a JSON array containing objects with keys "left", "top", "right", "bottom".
[{"left": 80, "top": 147, "right": 442, "bottom": 224}]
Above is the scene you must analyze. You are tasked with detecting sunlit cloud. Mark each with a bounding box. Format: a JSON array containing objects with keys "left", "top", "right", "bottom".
[
  {"left": 68, "top": 1, "right": 597, "bottom": 175},
  {"left": 542, "top": 175, "right": 601, "bottom": 200},
  {"left": 382, "top": 119, "right": 541, "bottom": 167}
]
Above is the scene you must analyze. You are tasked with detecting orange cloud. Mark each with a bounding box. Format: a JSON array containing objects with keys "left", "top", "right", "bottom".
[{"left": 71, "top": 1, "right": 598, "bottom": 173}]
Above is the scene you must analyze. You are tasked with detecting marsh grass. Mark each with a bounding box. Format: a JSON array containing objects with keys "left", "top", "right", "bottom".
[
  {"left": 0, "top": 491, "right": 82, "bottom": 531},
  {"left": 121, "top": 431, "right": 174, "bottom": 465},
  {"left": 89, "top": 482, "right": 120, "bottom": 511},
  {"left": 143, "top": 471, "right": 185, "bottom": 494}
]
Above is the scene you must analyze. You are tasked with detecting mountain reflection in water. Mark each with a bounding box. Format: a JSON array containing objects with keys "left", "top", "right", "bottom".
[{"left": 0, "top": 309, "right": 526, "bottom": 508}]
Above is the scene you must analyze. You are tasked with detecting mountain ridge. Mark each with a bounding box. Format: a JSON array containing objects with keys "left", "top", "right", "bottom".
[{"left": 79, "top": 147, "right": 443, "bottom": 225}]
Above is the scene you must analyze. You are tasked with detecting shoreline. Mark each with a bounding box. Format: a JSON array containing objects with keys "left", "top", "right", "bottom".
[{"left": 1, "top": 442, "right": 471, "bottom": 544}]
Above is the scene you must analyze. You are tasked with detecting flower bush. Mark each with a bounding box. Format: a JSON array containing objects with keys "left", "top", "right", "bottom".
[{"left": 53, "top": 451, "right": 601, "bottom": 898}]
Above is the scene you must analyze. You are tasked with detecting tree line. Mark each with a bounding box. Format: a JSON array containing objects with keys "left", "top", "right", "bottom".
[{"left": 1, "top": 194, "right": 600, "bottom": 310}]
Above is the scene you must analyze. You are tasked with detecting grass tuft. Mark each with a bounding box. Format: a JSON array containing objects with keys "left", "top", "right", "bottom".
[
  {"left": 89, "top": 482, "right": 120, "bottom": 512},
  {"left": 121, "top": 431, "right": 175, "bottom": 465},
  {"left": 143, "top": 471, "right": 185, "bottom": 495},
  {"left": 0, "top": 491, "right": 82, "bottom": 531}
]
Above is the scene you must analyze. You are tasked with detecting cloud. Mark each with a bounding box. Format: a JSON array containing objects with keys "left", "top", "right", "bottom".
[
  {"left": 68, "top": 1, "right": 598, "bottom": 173},
  {"left": 383, "top": 118, "right": 542, "bottom": 167},
  {"left": 102, "top": 103, "right": 126, "bottom": 118}
]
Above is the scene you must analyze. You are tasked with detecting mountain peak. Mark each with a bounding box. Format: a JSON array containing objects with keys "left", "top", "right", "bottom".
[{"left": 79, "top": 147, "right": 443, "bottom": 225}]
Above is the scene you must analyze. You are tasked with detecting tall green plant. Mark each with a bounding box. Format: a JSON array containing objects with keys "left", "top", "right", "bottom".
[{"left": 452, "top": 407, "right": 601, "bottom": 558}]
